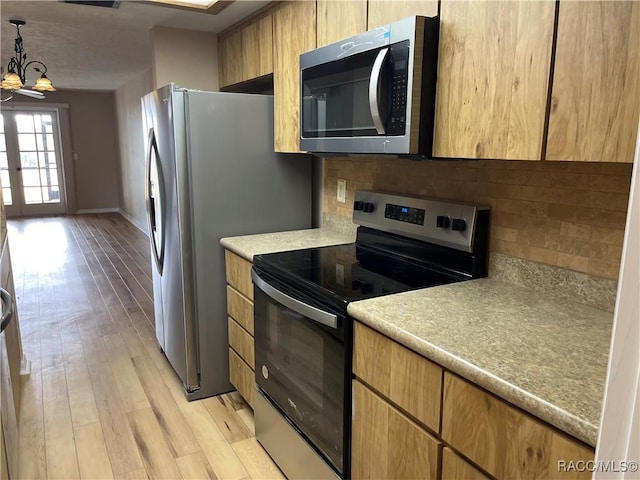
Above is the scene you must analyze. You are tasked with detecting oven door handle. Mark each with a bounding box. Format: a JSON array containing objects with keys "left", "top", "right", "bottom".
[{"left": 252, "top": 270, "right": 338, "bottom": 329}]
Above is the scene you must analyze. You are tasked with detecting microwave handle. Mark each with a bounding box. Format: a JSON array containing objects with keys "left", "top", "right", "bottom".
[
  {"left": 369, "top": 47, "right": 389, "bottom": 135},
  {"left": 252, "top": 270, "right": 338, "bottom": 329}
]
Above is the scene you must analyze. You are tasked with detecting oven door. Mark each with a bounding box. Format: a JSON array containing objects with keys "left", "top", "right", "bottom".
[{"left": 252, "top": 268, "right": 348, "bottom": 475}]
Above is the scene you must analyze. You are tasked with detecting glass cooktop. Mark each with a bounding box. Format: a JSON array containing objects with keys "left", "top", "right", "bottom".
[{"left": 253, "top": 242, "right": 465, "bottom": 305}]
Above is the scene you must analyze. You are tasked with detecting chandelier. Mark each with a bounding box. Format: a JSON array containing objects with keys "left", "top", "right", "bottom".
[{"left": 2, "top": 19, "right": 56, "bottom": 98}]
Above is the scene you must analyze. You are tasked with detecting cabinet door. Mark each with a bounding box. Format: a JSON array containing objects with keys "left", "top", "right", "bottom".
[
  {"left": 229, "top": 348, "right": 254, "bottom": 408},
  {"left": 546, "top": 1, "right": 640, "bottom": 163},
  {"left": 224, "top": 250, "right": 253, "bottom": 301},
  {"left": 353, "top": 322, "right": 442, "bottom": 433},
  {"left": 367, "top": 1, "right": 438, "bottom": 29},
  {"left": 219, "top": 29, "right": 243, "bottom": 88},
  {"left": 242, "top": 15, "right": 274, "bottom": 80},
  {"left": 316, "top": 0, "right": 367, "bottom": 47},
  {"left": 273, "top": 1, "right": 316, "bottom": 153},
  {"left": 433, "top": 0, "right": 555, "bottom": 160},
  {"left": 352, "top": 381, "right": 441, "bottom": 480},
  {"left": 442, "top": 447, "right": 490, "bottom": 480},
  {"left": 442, "top": 373, "right": 594, "bottom": 480}
]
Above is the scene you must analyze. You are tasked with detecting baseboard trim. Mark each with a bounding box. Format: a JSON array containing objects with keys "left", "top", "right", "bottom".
[
  {"left": 118, "top": 209, "right": 149, "bottom": 236},
  {"left": 76, "top": 208, "right": 120, "bottom": 214}
]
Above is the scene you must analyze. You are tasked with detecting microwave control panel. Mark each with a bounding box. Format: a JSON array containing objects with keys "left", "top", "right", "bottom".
[{"left": 388, "top": 40, "right": 410, "bottom": 136}]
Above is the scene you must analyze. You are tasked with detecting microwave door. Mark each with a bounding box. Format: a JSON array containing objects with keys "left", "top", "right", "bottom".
[{"left": 369, "top": 47, "right": 390, "bottom": 135}]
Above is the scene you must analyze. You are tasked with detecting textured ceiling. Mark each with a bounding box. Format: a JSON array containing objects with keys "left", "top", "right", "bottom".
[{"left": 0, "top": 0, "right": 268, "bottom": 91}]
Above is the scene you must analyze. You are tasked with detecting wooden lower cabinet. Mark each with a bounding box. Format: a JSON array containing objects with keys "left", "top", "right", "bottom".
[
  {"left": 352, "top": 322, "right": 596, "bottom": 480},
  {"left": 442, "top": 448, "right": 489, "bottom": 480},
  {"left": 351, "top": 380, "right": 441, "bottom": 479},
  {"left": 228, "top": 317, "right": 254, "bottom": 368},
  {"left": 442, "top": 373, "right": 594, "bottom": 480},
  {"left": 353, "top": 322, "right": 442, "bottom": 432},
  {"left": 229, "top": 348, "right": 254, "bottom": 408},
  {"left": 224, "top": 249, "right": 255, "bottom": 408}
]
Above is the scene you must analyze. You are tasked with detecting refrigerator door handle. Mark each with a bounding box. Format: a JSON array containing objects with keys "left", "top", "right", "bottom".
[{"left": 145, "top": 127, "right": 166, "bottom": 274}]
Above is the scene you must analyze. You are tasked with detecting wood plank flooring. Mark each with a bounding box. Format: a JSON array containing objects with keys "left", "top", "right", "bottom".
[{"left": 7, "top": 213, "right": 284, "bottom": 480}]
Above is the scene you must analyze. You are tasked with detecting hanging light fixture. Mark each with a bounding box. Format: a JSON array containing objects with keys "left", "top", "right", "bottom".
[{"left": 2, "top": 18, "right": 56, "bottom": 98}]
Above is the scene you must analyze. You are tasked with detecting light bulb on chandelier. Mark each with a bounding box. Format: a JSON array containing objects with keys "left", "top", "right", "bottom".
[{"left": 2, "top": 18, "right": 56, "bottom": 100}]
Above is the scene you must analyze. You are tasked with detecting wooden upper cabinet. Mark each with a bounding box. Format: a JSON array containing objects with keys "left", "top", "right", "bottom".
[
  {"left": 218, "top": 29, "right": 243, "bottom": 88},
  {"left": 546, "top": 1, "right": 640, "bottom": 163},
  {"left": 367, "top": 1, "right": 438, "bottom": 29},
  {"left": 273, "top": 1, "right": 316, "bottom": 153},
  {"left": 316, "top": 0, "right": 367, "bottom": 47},
  {"left": 433, "top": 0, "right": 555, "bottom": 160},
  {"left": 242, "top": 15, "right": 274, "bottom": 80}
]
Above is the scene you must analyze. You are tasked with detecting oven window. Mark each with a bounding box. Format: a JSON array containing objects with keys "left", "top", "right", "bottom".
[
  {"left": 267, "top": 305, "right": 325, "bottom": 409},
  {"left": 255, "top": 286, "right": 347, "bottom": 474}
]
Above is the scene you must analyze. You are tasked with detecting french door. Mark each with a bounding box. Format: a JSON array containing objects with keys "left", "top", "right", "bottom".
[{"left": 0, "top": 110, "right": 66, "bottom": 217}]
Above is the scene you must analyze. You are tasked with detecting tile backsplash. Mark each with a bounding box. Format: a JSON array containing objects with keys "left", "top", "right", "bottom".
[{"left": 323, "top": 158, "right": 632, "bottom": 280}]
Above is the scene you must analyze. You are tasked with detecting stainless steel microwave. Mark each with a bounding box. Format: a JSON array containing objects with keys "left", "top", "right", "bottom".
[{"left": 300, "top": 16, "right": 439, "bottom": 158}]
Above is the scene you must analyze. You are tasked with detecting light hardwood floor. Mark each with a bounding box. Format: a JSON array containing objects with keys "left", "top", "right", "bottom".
[{"left": 8, "top": 213, "right": 284, "bottom": 480}]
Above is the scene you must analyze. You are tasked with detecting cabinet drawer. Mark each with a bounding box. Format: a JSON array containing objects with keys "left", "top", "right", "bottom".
[
  {"left": 226, "top": 285, "right": 253, "bottom": 335},
  {"left": 442, "top": 373, "right": 594, "bottom": 480},
  {"left": 229, "top": 348, "right": 254, "bottom": 409},
  {"left": 224, "top": 250, "right": 253, "bottom": 300},
  {"left": 228, "top": 317, "right": 254, "bottom": 369},
  {"left": 353, "top": 322, "right": 442, "bottom": 432},
  {"left": 442, "top": 447, "right": 489, "bottom": 480},
  {"left": 352, "top": 380, "right": 441, "bottom": 479}
]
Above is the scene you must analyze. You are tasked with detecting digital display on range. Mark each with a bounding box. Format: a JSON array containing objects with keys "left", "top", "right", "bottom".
[{"left": 384, "top": 203, "right": 425, "bottom": 225}]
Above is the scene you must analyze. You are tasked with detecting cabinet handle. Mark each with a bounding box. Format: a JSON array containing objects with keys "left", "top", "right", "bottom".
[{"left": 0, "top": 287, "right": 13, "bottom": 333}]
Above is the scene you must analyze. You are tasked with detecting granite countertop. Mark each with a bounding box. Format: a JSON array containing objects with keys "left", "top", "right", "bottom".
[
  {"left": 220, "top": 228, "right": 355, "bottom": 262},
  {"left": 348, "top": 278, "right": 613, "bottom": 447}
]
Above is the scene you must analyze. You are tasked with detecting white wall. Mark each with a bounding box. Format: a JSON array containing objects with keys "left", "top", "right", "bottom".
[
  {"left": 114, "top": 68, "right": 154, "bottom": 233},
  {"left": 150, "top": 26, "right": 219, "bottom": 91},
  {"left": 595, "top": 120, "right": 640, "bottom": 478}
]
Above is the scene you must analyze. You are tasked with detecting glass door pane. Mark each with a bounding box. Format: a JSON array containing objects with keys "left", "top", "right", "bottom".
[
  {"left": 16, "top": 113, "right": 62, "bottom": 205},
  {"left": 0, "top": 116, "right": 13, "bottom": 206},
  {"left": 2, "top": 110, "right": 66, "bottom": 217}
]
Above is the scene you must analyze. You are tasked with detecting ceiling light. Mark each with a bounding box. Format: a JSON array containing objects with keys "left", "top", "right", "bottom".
[{"left": 2, "top": 19, "right": 56, "bottom": 99}]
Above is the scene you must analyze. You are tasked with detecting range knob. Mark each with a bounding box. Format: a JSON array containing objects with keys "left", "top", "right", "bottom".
[
  {"left": 363, "top": 202, "right": 375, "bottom": 213},
  {"left": 436, "top": 215, "right": 451, "bottom": 229},
  {"left": 451, "top": 218, "right": 467, "bottom": 232},
  {"left": 353, "top": 201, "right": 364, "bottom": 211}
]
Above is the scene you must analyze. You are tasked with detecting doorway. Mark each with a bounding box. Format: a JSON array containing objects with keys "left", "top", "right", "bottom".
[{"left": 0, "top": 110, "right": 67, "bottom": 217}]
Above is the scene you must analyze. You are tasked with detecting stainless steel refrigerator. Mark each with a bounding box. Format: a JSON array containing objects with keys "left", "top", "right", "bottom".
[{"left": 141, "top": 84, "right": 312, "bottom": 400}]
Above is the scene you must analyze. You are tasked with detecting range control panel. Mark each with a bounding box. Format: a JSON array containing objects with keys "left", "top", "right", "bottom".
[{"left": 352, "top": 191, "right": 490, "bottom": 252}]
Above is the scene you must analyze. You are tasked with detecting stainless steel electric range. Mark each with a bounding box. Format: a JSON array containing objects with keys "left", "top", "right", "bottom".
[{"left": 251, "top": 191, "right": 490, "bottom": 479}]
